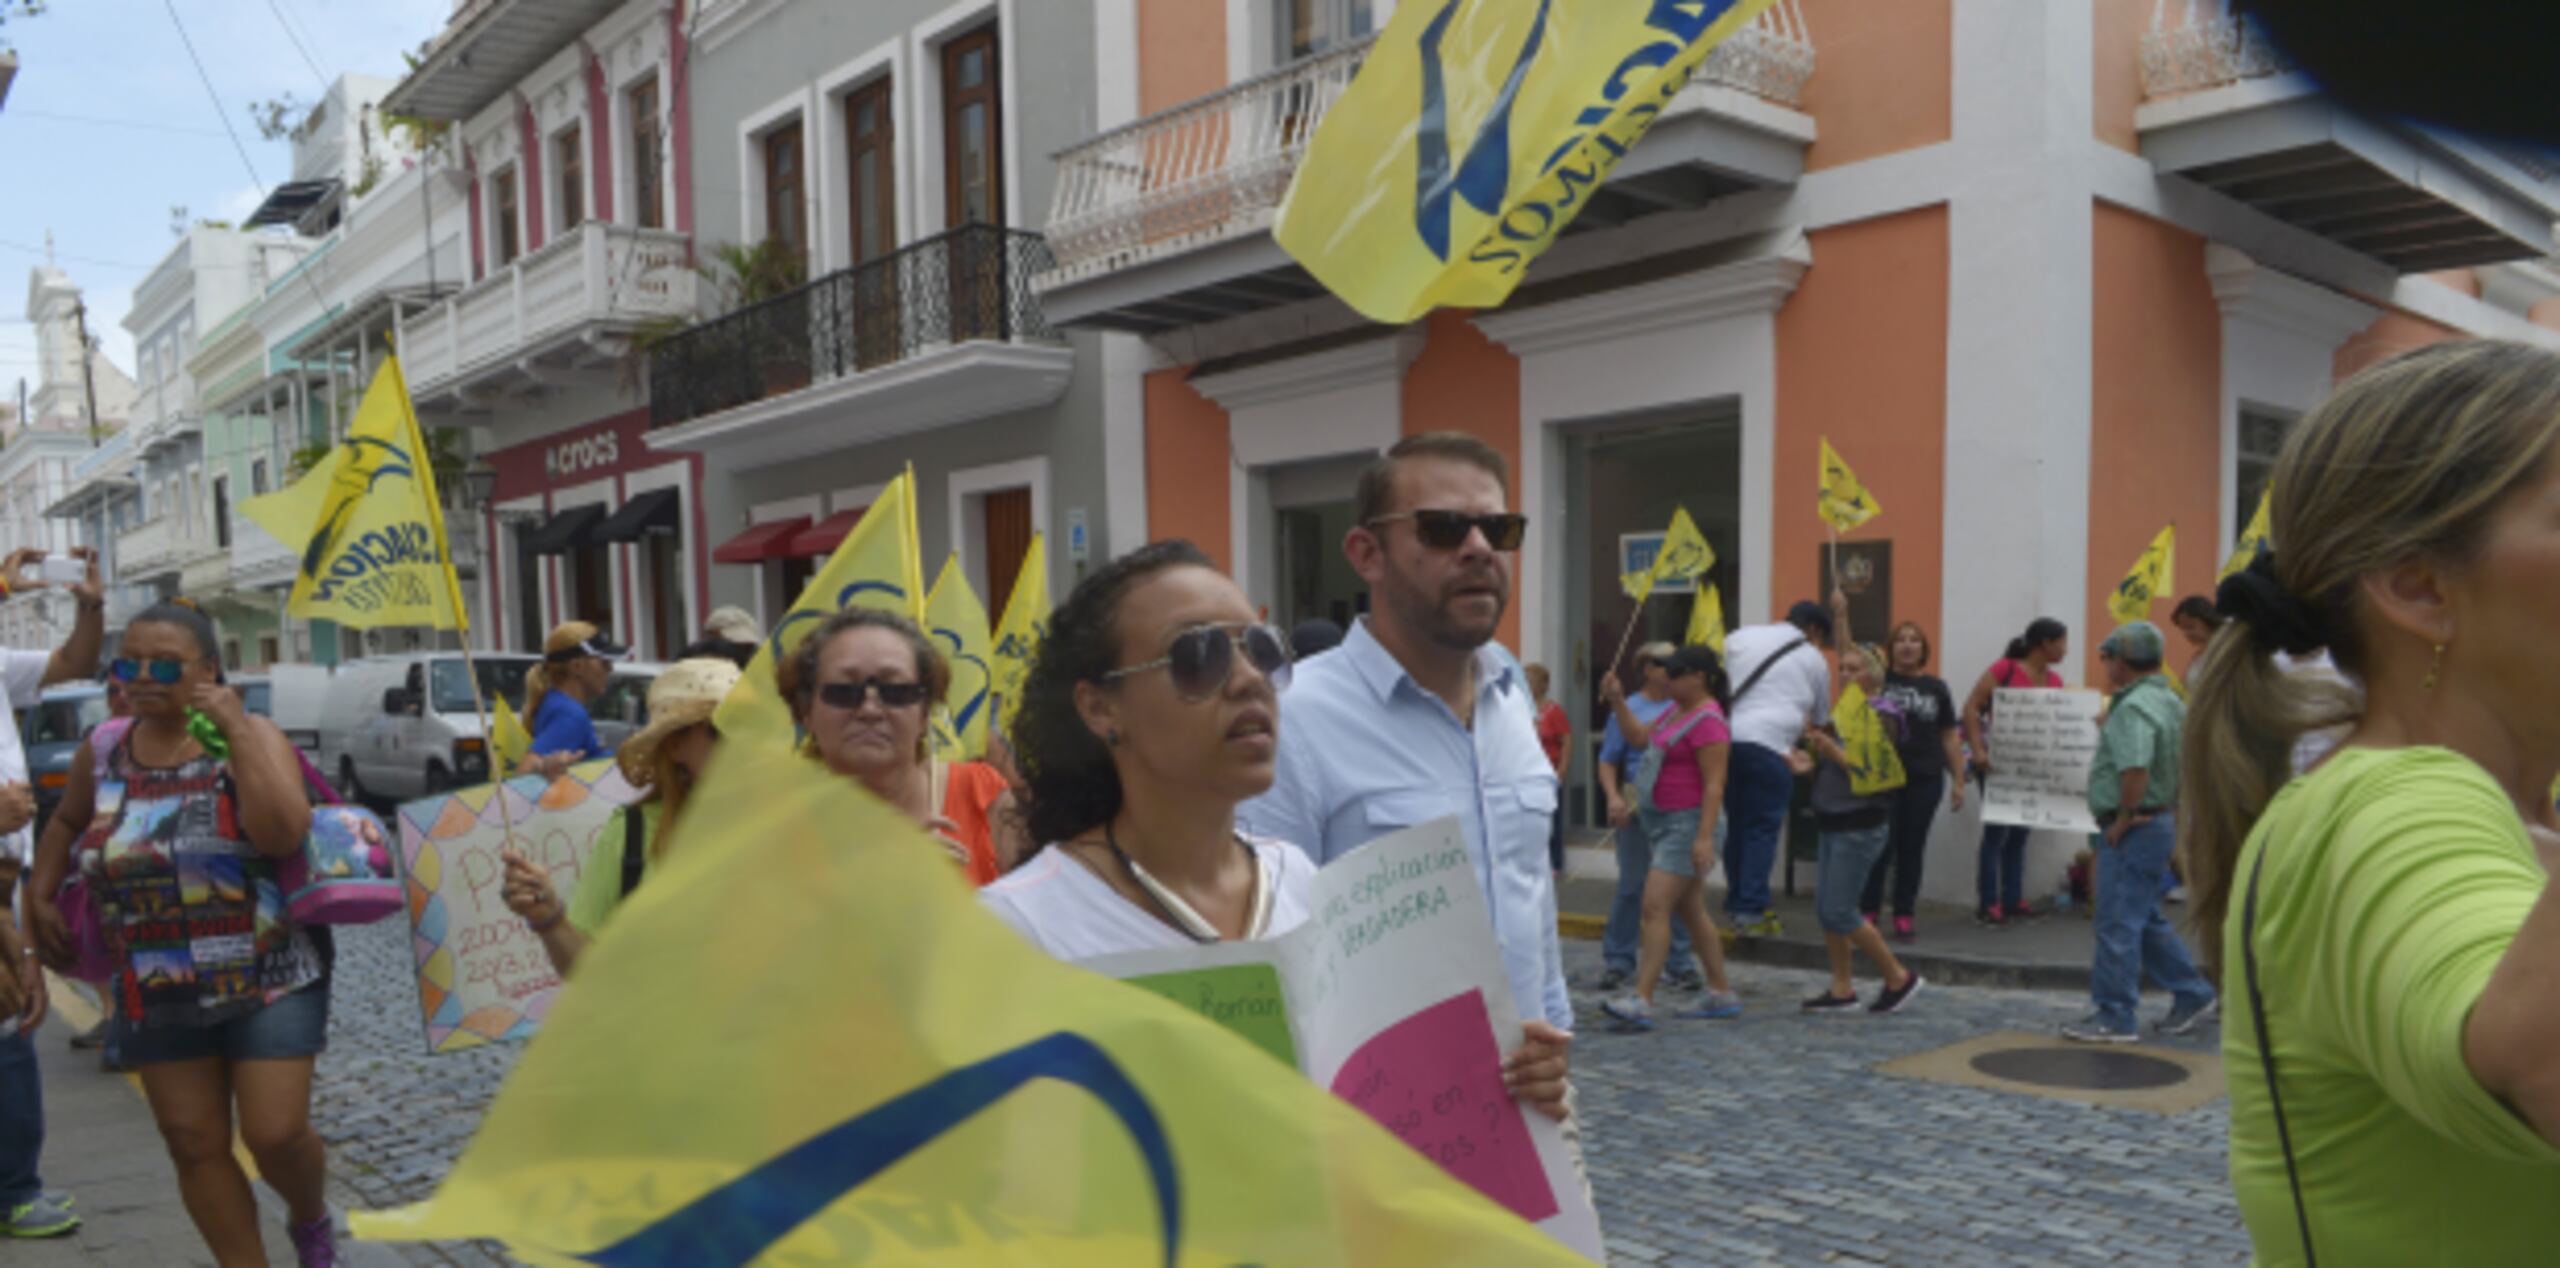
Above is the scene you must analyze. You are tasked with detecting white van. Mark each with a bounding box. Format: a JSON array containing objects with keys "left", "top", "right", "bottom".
[
  {"left": 262, "top": 663, "right": 334, "bottom": 758},
  {"left": 316, "top": 653, "right": 537, "bottom": 803}
]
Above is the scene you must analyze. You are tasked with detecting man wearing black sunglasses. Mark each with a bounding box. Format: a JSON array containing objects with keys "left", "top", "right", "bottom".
[{"left": 1243, "top": 433, "right": 1579, "bottom": 1148}]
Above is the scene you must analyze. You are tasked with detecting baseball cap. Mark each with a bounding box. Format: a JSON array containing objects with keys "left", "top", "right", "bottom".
[
  {"left": 1785, "top": 600, "right": 1834, "bottom": 641},
  {"left": 542, "top": 620, "right": 631, "bottom": 662},
  {"left": 1635, "top": 640, "right": 1678, "bottom": 667},
  {"left": 703, "top": 605, "right": 763, "bottom": 646}
]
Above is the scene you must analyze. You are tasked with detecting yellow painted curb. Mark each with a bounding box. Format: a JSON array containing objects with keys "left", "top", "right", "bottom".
[
  {"left": 45, "top": 970, "right": 263, "bottom": 1180},
  {"left": 1558, "top": 913, "right": 1604, "bottom": 941}
]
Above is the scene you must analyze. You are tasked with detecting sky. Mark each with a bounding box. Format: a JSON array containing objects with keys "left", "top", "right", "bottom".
[{"left": 0, "top": 0, "right": 451, "bottom": 399}]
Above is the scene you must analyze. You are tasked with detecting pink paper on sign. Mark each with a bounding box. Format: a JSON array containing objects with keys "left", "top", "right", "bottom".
[{"left": 1329, "top": 988, "right": 1559, "bottom": 1223}]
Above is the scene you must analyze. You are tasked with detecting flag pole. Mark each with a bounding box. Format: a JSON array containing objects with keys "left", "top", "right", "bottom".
[{"left": 1608, "top": 590, "right": 1650, "bottom": 672}]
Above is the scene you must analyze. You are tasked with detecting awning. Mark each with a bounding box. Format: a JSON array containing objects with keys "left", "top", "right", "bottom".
[
  {"left": 712, "top": 516, "right": 811, "bottom": 564},
  {"left": 521, "top": 505, "right": 605, "bottom": 556},
  {"left": 587, "top": 489, "right": 681, "bottom": 545},
  {"left": 787, "top": 507, "right": 868, "bottom": 558}
]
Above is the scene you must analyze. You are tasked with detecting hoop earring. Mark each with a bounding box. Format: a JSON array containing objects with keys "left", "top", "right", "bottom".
[{"left": 2423, "top": 643, "right": 2446, "bottom": 692}]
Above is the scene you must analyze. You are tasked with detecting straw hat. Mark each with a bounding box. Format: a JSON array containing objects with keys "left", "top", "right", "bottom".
[{"left": 617, "top": 658, "right": 743, "bottom": 783}]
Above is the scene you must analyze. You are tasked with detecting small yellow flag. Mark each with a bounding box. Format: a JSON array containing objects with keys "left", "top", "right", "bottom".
[
  {"left": 2219, "top": 489, "right": 2271, "bottom": 583},
  {"left": 716, "top": 470, "right": 927, "bottom": 752},
  {"left": 1817, "top": 438, "right": 1881, "bottom": 534},
  {"left": 1686, "top": 584, "right": 1727, "bottom": 655},
  {"left": 1836, "top": 682, "right": 1908, "bottom": 797},
  {"left": 239, "top": 356, "right": 468, "bottom": 630},
  {"left": 990, "top": 534, "right": 1049, "bottom": 737},
  {"left": 1621, "top": 507, "right": 1716, "bottom": 603},
  {"left": 2110, "top": 523, "right": 2177, "bottom": 626},
  {"left": 490, "top": 694, "right": 532, "bottom": 775},
  {"left": 924, "top": 552, "right": 996, "bottom": 762}
]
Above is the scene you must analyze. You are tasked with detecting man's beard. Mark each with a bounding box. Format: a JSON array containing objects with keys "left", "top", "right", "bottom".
[{"left": 1380, "top": 557, "right": 1508, "bottom": 652}]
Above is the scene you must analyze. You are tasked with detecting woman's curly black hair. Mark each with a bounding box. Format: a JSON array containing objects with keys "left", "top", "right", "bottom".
[{"left": 1009, "top": 539, "right": 1215, "bottom": 849}]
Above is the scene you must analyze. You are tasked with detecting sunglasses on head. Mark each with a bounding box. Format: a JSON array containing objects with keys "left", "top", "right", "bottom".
[
  {"left": 1103, "top": 622, "right": 1291, "bottom": 701},
  {"left": 109, "top": 657, "right": 190, "bottom": 685},
  {"left": 1367, "top": 509, "right": 1528, "bottom": 552},
  {"left": 815, "top": 678, "right": 932, "bottom": 710}
]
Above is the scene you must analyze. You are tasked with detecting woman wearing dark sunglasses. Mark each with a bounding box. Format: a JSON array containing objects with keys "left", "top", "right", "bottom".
[
  {"left": 28, "top": 603, "right": 338, "bottom": 1266},
  {"left": 775, "top": 607, "right": 1022, "bottom": 883},
  {"left": 984, "top": 540, "right": 1315, "bottom": 957}
]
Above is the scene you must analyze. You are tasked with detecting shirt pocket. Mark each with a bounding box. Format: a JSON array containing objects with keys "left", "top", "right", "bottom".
[{"left": 1360, "top": 790, "right": 1459, "bottom": 835}]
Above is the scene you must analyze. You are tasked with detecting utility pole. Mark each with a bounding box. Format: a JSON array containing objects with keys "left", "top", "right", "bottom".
[{"left": 72, "top": 298, "right": 100, "bottom": 448}]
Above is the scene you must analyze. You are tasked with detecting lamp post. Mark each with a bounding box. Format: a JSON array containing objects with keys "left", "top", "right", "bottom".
[{"left": 459, "top": 456, "right": 498, "bottom": 510}]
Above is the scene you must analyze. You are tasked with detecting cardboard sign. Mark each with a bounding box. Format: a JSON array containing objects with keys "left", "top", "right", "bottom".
[{"left": 1980, "top": 688, "right": 2104, "bottom": 834}]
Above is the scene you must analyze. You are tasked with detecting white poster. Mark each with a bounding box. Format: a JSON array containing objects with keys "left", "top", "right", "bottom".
[
  {"left": 1981, "top": 688, "right": 2104, "bottom": 835},
  {"left": 1084, "top": 820, "right": 1605, "bottom": 1262}
]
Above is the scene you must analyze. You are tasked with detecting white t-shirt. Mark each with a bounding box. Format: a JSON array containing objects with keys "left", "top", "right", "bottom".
[
  {"left": 1722, "top": 622, "right": 1832, "bottom": 755},
  {"left": 2277, "top": 650, "right": 2358, "bottom": 774},
  {"left": 0, "top": 650, "right": 52, "bottom": 870},
  {"left": 982, "top": 835, "right": 1318, "bottom": 960}
]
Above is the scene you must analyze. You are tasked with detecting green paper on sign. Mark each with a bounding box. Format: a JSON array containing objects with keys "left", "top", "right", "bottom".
[{"left": 1126, "top": 963, "right": 1298, "bottom": 1069}]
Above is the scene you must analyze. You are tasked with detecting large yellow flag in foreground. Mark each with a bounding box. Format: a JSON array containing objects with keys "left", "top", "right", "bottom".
[
  {"left": 2110, "top": 523, "right": 2177, "bottom": 626},
  {"left": 350, "top": 742, "right": 1584, "bottom": 1266},
  {"left": 924, "top": 553, "right": 995, "bottom": 761},
  {"left": 989, "top": 534, "right": 1049, "bottom": 737},
  {"left": 2219, "top": 489, "right": 2271, "bottom": 583},
  {"left": 240, "top": 355, "right": 467, "bottom": 630},
  {"left": 716, "top": 471, "right": 926, "bottom": 752},
  {"left": 1817, "top": 438, "right": 1880, "bottom": 534},
  {"left": 1620, "top": 507, "right": 1715, "bottom": 604},
  {"left": 1276, "top": 0, "right": 1779, "bottom": 322}
]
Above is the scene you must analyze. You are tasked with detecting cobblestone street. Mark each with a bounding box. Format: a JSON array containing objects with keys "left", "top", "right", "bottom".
[{"left": 302, "top": 921, "right": 2247, "bottom": 1266}]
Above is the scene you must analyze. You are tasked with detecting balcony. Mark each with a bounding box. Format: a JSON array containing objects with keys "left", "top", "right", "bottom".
[
  {"left": 1039, "top": 3, "right": 1817, "bottom": 333},
  {"left": 181, "top": 549, "right": 231, "bottom": 599},
  {"left": 645, "top": 224, "right": 1073, "bottom": 471},
  {"left": 116, "top": 516, "right": 196, "bottom": 585},
  {"left": 398, "top": 221, "right": 698, "bottom": 408},
  {"left": 2137, "top": 3, "right": 2560, "bottom": 272},
  {"left": 231, "top": 508, "right": 298, "bottom": 594}
]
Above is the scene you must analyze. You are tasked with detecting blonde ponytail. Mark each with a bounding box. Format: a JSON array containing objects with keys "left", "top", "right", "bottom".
[{"left": 520, "top": 662, "right": 555, "bottom": 733}]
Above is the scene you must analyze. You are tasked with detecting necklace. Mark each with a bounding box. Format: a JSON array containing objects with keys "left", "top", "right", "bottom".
[{"left": 1102, "top": 821, "right": 1272, "bottom": 944}]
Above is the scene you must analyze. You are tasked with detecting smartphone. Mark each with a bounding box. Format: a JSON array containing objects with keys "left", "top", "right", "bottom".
[{"left": 21, "top": 556, "right": 84, "bottom": 585}]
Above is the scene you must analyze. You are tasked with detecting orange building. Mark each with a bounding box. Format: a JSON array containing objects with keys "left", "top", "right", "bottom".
[{"left": 1034, "top": 0, "right": 2560, "bottom": 902}]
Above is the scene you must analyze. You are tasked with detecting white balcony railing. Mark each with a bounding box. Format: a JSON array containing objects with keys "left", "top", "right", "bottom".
[
  {"left": 231, "top": 508, "right": 298, "bottom": 591},
  {"left": 400, "top": 221, "right": 697, "bottom": 391},
  {"left": 1042, "top": 3, "right": 1815, "bottom": 284},
  {"left": 2141, "top": 0, "right": 2291, "bottom": 99},
  {"left": 116, "top": 516, "right": 185, "bottom": 579}
]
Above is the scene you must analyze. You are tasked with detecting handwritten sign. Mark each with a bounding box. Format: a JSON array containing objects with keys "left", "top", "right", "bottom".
[
  {"left": 1981, "top": 688, "right": 2103, "bottom": 834},
  {"left": 394, "top": 760, "right": 642, "bottom": 1054},
  {"left": 1084, "top": 822, "right": 1604, "bottom": 1261}
]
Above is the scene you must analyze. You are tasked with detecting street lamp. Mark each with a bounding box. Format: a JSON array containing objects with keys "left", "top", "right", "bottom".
[{"left": 458, "top": 456, "right": 497, "bottom": 510}]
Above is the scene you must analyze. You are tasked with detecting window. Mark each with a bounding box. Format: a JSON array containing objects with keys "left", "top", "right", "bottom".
[
  {"left": 2236, "top": 405, "right": 2296, "bottom": 546},
  {"left": 557, "top": 124, "right": 585, "bottom": 229},
  {"left": 212, "top": 476, "right": 230, "bottom": 548},
  {"left": 845, "top": 78, "right": 897, "bottom": 264},
  {"left": 1276, "top": 0, "right": 1374, "bottom": 62},
  {"left": 223, "top": 638, "right": 241, "bottom": 672},
  {"left": 431, "top": 658, "right": 532, "bottom": 715},
  {"left": 941, "top": 28, "right": 1003, "bottom": 228},
  {"left": 251, "top": 458, "right": 270, "bottom": 495},
  {"left": 763, "top": 121, "right": 807, "bottom": 263},
  {"left": 629, "top": 76, "right": 665, "bottom": 230},
  {"left": 258, "top": 633, "right": 280, "bottom": 666},
  {"left": 494, "top": 168, "right": 521, "bottom": 266}
]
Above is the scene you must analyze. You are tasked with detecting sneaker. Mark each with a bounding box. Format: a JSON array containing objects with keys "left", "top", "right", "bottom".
[
  {"left": 1676, "top": 989, "right": 1744, "bottom": 1020},
  {"left": 1742, "top": 914, "right": 1784, "bottom": 939},
  {"left": 2061, "top": 1016, "right": 2139, "bottom": 1044},
  {"left": 289, "top": 1215, "right": 339, "bottom": 1268},
  {"left": 1600, "top": 995, "right": 1655, "bottom": 1031},
  {"left": 1801, "top": 991, "right": 1861, "bottom": 1013},
  {"left": 2006, "top": 900, "right": 2044, "bottom": 921},
  {"left": 1891, "top": 915, "right": 1916, "bottom": 943},
  {"left": 2158, "top": 997, "right": 2221, "bottom": 1036},
  {"left": 1666, "top": 971, "right": 1705, "bottom": 993},
  {"left": 1861, "top": 910, "right": 1880, "bottom": 928},
  {"left": 66, "top": 1020, "right": 108, "bottom": 1050},
  {"left": 1870, "top": 973, "right": 1925, "bottom": 1014},
  {"left": 1594, "top": 967, "right": 1629, "bottom": 992},
  {"left": 3, "top": 1192, "right": 80, "bottom": 1239},
  {"left": 1974, "top": 906, "right": 2006, "bottom": 928}
]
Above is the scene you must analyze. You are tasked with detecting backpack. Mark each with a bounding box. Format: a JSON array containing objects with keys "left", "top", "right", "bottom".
[{"left": 1631, "top": 703, "right": 1720, "bottom": 813}]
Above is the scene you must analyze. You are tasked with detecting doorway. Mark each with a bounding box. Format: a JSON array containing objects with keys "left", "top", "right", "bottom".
[
  {"left": 1267, "top": 453, "right": 1370, "bottom": 634},
  {"left": 644, "top": 532, "right": 684, "bottom": 658}
]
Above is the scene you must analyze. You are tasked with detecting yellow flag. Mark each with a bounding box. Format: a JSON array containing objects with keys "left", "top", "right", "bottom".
[
  {"left": 924, "top": 553, "right": 995, "bottom": 762},
  {"left": 349, "top": 739, "right": 1585, "bottom": 1266},
  {"left": 1836, "top": 682, "right": 1908, "bottom": 797},
  {"left": 1686, "top": 584, "right": 1727, "bottom": 654},
  {"left": 240, "top": 356, "right": 467, "bottom": 630},
  {"left": 1817, "top": 438, "right": 1881, "bottom": 533},
  {"left": 490, "top": 694, "right": 532, "bottom": 775},
  {"left": 2219, "top": 489, "right": 2271, "bottom": 583},
  {"left": 1275, "top": 0, "right": 1780, "bottom": 322},
  {"left": 990, "top": 534, "right": 1049, "bottom": 737},
  {"left": 1620, "top": 507, "right": 1715, "bottom": 603},
  {"left": 716, "top": 471, "right": 926, "bottom": 752},
  {"left": 2110, "top": 523, "right": 2177, "bottom": 626}
]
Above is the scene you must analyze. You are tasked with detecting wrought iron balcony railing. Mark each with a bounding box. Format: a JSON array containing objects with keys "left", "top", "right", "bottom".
[{"left": 648, "top": 223, "right": 1060, "bottom": 431}]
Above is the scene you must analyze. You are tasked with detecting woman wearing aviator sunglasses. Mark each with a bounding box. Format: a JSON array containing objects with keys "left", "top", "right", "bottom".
[{"left": 984, "top": 541, "right": 1313, "bottom": 956}]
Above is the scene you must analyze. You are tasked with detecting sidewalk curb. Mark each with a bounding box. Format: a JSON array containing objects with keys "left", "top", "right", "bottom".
[{"left": 1557, "top": 915, "right": 2092, "bottom": 992}]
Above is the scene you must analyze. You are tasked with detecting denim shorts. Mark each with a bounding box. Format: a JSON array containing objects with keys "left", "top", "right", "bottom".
[
  {"left": 1641, "top": 806, "right": 1725, "bottom": 879},
  {"left": 114, "top": 982, "right": 331, "bottom": 1067},
  {"left": 1815, "top": 824, "right": 1893, "bottom": 934}
]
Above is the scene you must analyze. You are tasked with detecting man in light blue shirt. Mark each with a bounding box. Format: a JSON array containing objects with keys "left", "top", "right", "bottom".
[{"left": 1243, "top": 433, "right": 1575, "bottom": 1116}]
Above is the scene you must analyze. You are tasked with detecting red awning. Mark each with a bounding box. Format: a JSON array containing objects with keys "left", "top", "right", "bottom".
[
  {"left": 787, "top": 507, "right": 868, "bottom": 558},
  {"left": 711, "top": 516, "right": 811, "bottom": 564}
]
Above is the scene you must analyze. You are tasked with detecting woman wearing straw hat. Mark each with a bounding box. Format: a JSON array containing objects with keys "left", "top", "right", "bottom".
[{"left": 503, "top": 657, "right": 737, "bottom": 976}]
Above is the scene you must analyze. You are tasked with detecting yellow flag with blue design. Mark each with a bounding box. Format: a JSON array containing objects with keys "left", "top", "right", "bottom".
[
  {"left": 924, "top": 553, "right": 995, "bottom": 762},
  {"left": 348, "top": 738, "right": 1586, "bottom": 1266},
  {"left": 240, "top": 355, "right": 468, "bottom": 630},
  {"left": 1686, "top": 583, "right": 1727, "bottom": 654},
  {"left": 990, "top": 533, "right": 1049, "bottom": 738},
  {"left": 1276, "top": 0, "right": 1780, "bottom": 322},
  {"left": 2110, "top": 522, "right": 2177, "bottom": 626},
  {"left": 490, "top": 694, "right": 533, "bottom": 775},
  {"left": 2219, "top": 489, "right": 2271, "bottom": 583},
  {"left": 1836, "top": 682, "right": 1907, "bottom": 797},
  {"left": 715, "top": 470, "right": 926, "bottom": 752},
  {"left": 1817, "top": 438, "right": 1880, "bottom": 534},
  {"left": 1620, "top": 507, "right": 1715, "bottom": 603}
]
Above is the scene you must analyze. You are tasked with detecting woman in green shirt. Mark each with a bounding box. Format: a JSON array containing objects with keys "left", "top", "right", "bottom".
[{"left": 2186, "top": 340, "right": 2560, "bottom": 1266}]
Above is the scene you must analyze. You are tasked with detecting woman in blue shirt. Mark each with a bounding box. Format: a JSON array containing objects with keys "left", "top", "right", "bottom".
[{"left": 519, "top": 622, "right": 626, "bottom": 776}]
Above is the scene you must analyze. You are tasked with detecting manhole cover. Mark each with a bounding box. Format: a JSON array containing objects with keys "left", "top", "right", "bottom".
[{"left": 1969, "top": 1047, "right": 2192, "bottom": 1091}]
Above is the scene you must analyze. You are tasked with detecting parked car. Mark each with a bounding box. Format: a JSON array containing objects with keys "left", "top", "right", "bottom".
[
  {"left": 590, "top": 662, "right": 664, "bottom": 754},
  {"left": 316, "top": 653, "right": 536, "bottom": 805},
  {"left": 21, "top": 684, "right": 108, "bottom": 834}
]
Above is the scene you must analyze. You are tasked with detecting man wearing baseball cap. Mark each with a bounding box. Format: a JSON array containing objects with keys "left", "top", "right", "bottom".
[{"left": 2065, "top": 621, "right": 2217, "bottom": 1044}]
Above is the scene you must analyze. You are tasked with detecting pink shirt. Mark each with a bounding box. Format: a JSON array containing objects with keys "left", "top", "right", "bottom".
[{"left": 1647, "top": 701, "right": 1731, "bottom": 812}]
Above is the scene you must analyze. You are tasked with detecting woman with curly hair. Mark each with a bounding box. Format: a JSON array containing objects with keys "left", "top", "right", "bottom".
[{"left": 982, "top": 540, "right": 1314, "bottom": 956}]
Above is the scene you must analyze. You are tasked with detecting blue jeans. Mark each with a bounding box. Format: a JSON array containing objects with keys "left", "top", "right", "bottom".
[
  {"left": 1977, "top": 819, "right": 2029, "bottom": 913},
  {"left": 2091, "top": 815, "right": 2216, "bottom": 1033},
  {"left": 1604, "top": 817, "right": 1694, "bottom": 974},
  {"left": 1722, "top": 743, "right": 1794, "bottom": 922},
  {"left": 0, "top": 1028, "right": 43, "bottom": 1209}
]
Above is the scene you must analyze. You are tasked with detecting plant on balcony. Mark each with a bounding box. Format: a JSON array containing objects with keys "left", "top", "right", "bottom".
[{"left": 621, "top": 238, "right": 812, "bottom": 400}]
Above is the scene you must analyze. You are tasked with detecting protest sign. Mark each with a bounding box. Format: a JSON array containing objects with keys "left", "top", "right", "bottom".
[
  {"left": 1085, "top": 820, "right": 1605, "bottom": 1261},
  {"left": 1980, "top": 688, "right": 2104, "bottom": 834},
  {"left": 394, "top": 760, "right": 642, "bottom": 1054}
]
